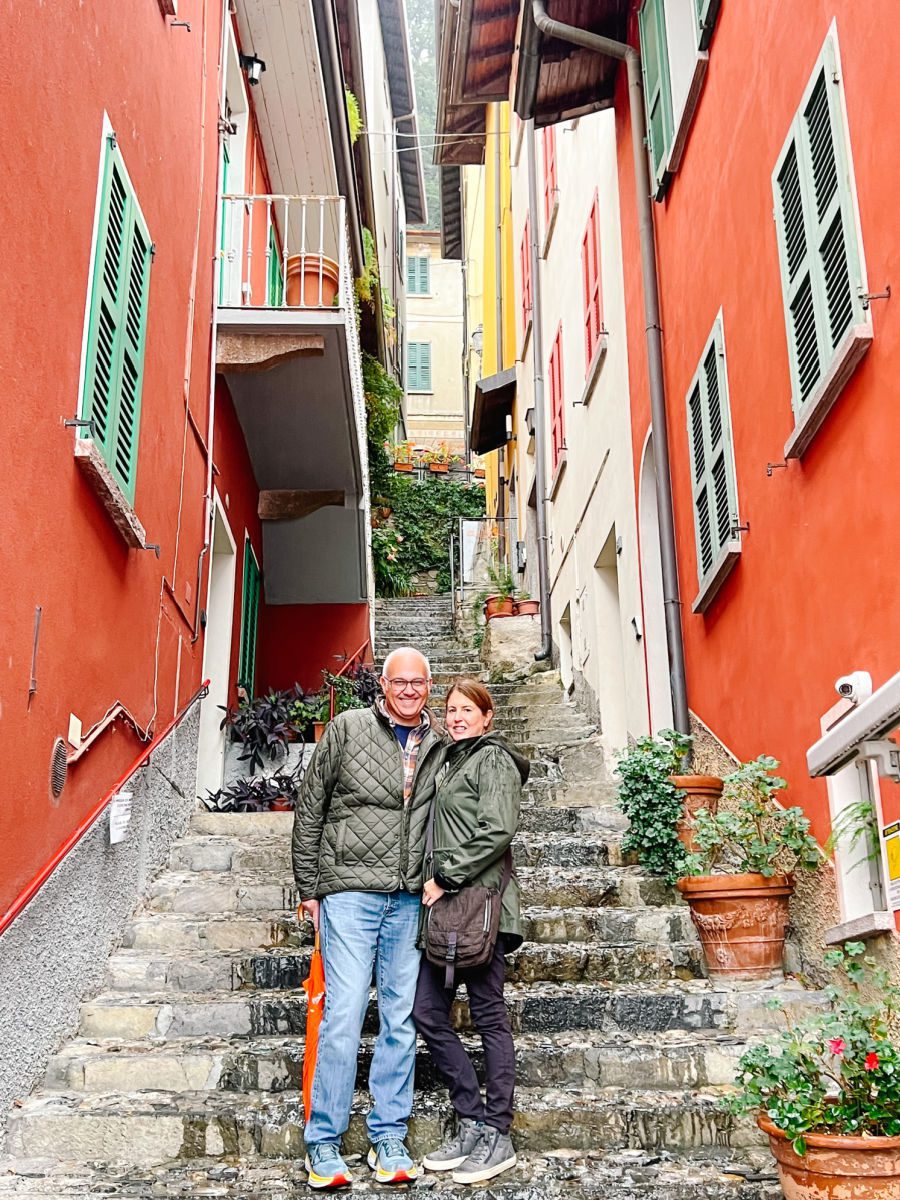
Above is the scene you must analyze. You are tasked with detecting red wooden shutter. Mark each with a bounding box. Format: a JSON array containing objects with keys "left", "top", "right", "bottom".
[
  {"left": 581, "top": 194, "right": 603, "bottom": 370},
  {"left": 520, "top": 215, "right": 532, "bottom": 338},
  {"left": 549, "top": 325, "right": 565, "bottom": 472},
  {"left": 542, "top": 126, "right": 557, "bottom": 226}
]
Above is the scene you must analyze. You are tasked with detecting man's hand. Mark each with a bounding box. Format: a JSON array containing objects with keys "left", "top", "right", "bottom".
[
  {"left": 300, "top": 899, "right": 320, "bottom": 929},
  {"left": 422, "top": 878, "right": 446, "bottom": 908}
]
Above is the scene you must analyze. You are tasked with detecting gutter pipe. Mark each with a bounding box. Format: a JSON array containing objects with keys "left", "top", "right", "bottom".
[
  {"left": 525, "top": 118, "right": 552, "bottom": 661},
  {"left": 493, "top": 103, "right": 507, "bottom": 562},
  {"left": 525, "top": 0, "right": 690, "bottom": 732}
]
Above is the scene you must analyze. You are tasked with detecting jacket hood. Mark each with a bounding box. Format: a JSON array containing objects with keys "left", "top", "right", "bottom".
[{"left": 447, "top": 730, "right": 530, "bottom": 783}]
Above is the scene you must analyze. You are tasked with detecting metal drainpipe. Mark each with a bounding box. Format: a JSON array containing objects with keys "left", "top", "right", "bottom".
[
  {"left": 525, "top": 119, "right": 552, "bottom": 661},
  {"left": 529, "top": 0, "right": 690, "bottom": 732},
  {"left": 494, "top": 103, "right": 507, "bottom": 562}
]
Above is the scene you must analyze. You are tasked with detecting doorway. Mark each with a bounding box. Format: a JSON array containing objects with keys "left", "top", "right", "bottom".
[
  {"left": 594, "top": 527, "right": 628, "bottom": 750},
  {"left": 639, "top": 433, "right": 674, "bottom": 733},
  {"left": 196, "top": 495, "right": 237, "bottom": 797}
]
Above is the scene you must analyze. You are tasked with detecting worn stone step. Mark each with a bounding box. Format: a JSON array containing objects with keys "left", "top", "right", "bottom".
[
  {"left": 0, "top": 1151, "right": 781, "bottom": 1199},
  {"left": 45, "top": 1029, "right": 747, "bottom": 1097},
  {"left": 7, "top": 1085, "right": 761, "bottom": 1165},
  {"left": 77, "top": 980, "right": 823, "bottom": 1043}
]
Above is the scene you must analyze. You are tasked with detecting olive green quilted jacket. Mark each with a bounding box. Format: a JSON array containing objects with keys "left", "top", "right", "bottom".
[{"left": 292, "top": 706, "right": 444, "bottom": 899}]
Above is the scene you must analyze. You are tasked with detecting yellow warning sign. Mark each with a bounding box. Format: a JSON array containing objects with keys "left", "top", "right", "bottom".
[{"left": 882, "top": 821, "right": 900, "bottom": 910}]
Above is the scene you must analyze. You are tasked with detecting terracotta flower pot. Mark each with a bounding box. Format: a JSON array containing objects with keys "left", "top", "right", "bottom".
[
  {"left": 269, "top": 797, "right": 293, "bottom": 812},
  {"left": 394, "top": 461, "right": 413, "bottom": 472},
  {"left": 474, "top": 468, "right": 485, "bottom": 478},
  {"left": 676, "top": 872, "right": 793, "bottom": 980},
  {"left": 285, "top": 254, "right": 340, "bottom": 307},
  {"left": 515, "top": 599, "right": 540, "bottom": 616},
  {"left": 759, "top": 1116, "right": 900, "bottom": 1199},
  {"left": 428, "top": 462, "right": 449, "bottom": 473},
  {"left": 485, "top": 596, "right": 515, "bottom": 619},
  {"left": 670, "top": 774, "right": 723, "bottom": 851},
  {"left": 313, "top": 721, "right": 327, "bottom": 743}
]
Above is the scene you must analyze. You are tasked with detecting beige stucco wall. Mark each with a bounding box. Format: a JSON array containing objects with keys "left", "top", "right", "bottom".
[
  {"left": 405, "top": 231, "right": 465, "bottom": 451},
  {"left": 509, "top": 110, "right": 649, "bottom": 757}
]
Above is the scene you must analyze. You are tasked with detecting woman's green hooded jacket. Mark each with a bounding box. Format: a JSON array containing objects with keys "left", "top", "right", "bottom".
[{"left": 424, "top": 731, "right": 530, "bottom": 951}]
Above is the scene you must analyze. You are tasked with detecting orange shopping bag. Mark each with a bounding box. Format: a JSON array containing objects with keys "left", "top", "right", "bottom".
[{"left": 302, "top": 925, "right": 326, "bottom": 1123}]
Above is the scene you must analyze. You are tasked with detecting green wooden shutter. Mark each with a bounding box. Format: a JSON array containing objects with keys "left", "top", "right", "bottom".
[
  {"left": 408, "top": 341, "right": 431, "bottom": 390},
  {"left": 772, "top": 37, "right": 864, "bottom": 417},
  {"left": 407, "top": 340, "right": 419, "bottom": 389},
  {"left": 686, "top": 319, "right": 738, "bottom": 585},
  {"left": 419, "top": 255, "right": 430, "bottom": 294},
  {"left": 407, "top": 255, "right": 418, "bottom": 293},
  {"left": 695, "top": 0, "right": 721, "bottom": 49},
  {"left": 638, "top": 0, "right": 674, "bottom": 194},
  {"left": 82, "top": 135, "right": 151, "bottom": 505},
  {"left": 238, "top": 539, "right": 261, "bottom": 693},
  {"left": 418, "top": 342, "right": 432, "bottom": 390}
]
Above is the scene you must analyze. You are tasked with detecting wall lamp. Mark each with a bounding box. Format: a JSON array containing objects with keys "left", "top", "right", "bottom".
[{"left": 239, "top": 53, "right": 266, "bottom": 85}]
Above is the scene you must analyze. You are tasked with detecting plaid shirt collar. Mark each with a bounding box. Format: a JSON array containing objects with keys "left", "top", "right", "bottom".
[{"left": 376, "top": 698, "right": 431, "bottom": 804}]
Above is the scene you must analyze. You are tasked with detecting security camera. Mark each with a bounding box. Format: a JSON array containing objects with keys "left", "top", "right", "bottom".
[{"left": 835, "top": 671, "right": 873, "bottom": 705}]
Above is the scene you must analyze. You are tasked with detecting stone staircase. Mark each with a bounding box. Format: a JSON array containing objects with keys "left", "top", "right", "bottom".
[{"left": 0, "top": 597, "right": 816, "bottom": 1197}]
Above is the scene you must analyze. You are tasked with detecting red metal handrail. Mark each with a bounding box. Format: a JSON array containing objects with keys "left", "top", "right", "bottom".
[
  {"left": 328, "top": 639, "right": 372, "bottom": 720},
  {"left": 0, "top": 680, "right": 209, "bottom": 937}
]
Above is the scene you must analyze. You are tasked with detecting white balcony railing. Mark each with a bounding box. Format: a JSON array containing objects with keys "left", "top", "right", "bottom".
[{"left": 217, "top": 193, "right": 348, "bottom": 311}]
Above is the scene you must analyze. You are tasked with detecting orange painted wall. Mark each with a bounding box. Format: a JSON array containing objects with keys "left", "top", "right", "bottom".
[
  {"left": 0, "top": 0, "right": 224, "bottom": 914},
  {"left": 258, "top": 604, "right": 372, "bottom": 695},
  {"left": 620, "top": 3, "right": 900, "bottom": 845}
]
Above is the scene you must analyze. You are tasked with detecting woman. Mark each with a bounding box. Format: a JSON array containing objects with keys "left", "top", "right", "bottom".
[{"left": 413, "top": 677, "right": 529, "bottom": 1185}]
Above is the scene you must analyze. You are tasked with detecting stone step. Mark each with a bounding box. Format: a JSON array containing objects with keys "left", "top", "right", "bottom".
[
  {"left": 6, "top": 1085, "right": 761, "bottom": 1165},
  {"left": 77, "top": 981, "right": 822, "bottom": 1043},
  {"left": 45, "top": 1029, "right": 747, "bottom": 1096},
  {"left": 141, "top": 868, "right": 678, "bottom": 915},
  {"left": 0, "top": 1152, "right": 781, "bottom": 1199}
]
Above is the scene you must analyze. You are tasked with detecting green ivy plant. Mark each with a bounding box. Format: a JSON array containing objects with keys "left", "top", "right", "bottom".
[
  {"left": 616, "top": 730, "right": 693, "bottom": 884},
  {"left": 725, "top": 942, "right": 900, "bottom": 1153},
  {"left": 345, "top": 89, "right": 362, "bottom": 144},
  {"left": 683, "top": 756, "right": 821, "bottom": 878}
]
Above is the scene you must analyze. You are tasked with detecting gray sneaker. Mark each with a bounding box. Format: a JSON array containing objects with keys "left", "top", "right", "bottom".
[
  {"left": 421, "top": 1119, "right": 485, "bottom": 1172},
  {"left": 451, "top": 1126, "right": 517, "bottom": 1184}
]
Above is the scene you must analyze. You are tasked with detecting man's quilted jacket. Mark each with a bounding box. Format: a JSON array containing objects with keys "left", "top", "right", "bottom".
[{"left": 292, "top": 705, "right": 445, "bottom": 899}]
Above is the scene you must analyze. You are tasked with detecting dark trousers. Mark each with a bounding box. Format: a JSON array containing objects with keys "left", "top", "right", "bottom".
[{"left": 412, "top": 940, "right": 515, "bottom": 1134}]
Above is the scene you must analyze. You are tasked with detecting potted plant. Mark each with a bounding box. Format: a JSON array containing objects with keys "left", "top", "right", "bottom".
[
  {"left": 423, "top": 444, "right": 452, "bottom": 473},
  {"left": 514, "top": 592, "right": 540, "bottom": 616},
  {"left": 484, "top": 561, "right": 516, "bottom": 618},
  {"left": 726, "top": 942, "right": 900, "bottom": 1197},
  {"left": 472, "top": 459, "right": 486, "bottom": 479},
  {"left": 286, "top": 253, "right": 340, "bottom": 308},
  {"left": 202, "top": 768, "right": 302, "bottom": 813},
  {"left": 678, "top": 756, "right": 821, "bottom": 980},
  {"left": 221, "top": 690, "right": 294, "bottom": 773},
  {"left": 616, "top": 729, "right": 695, "bottom": 883},
  {"left": 392, "top": 441, "right": 414, "bottom": 472}
]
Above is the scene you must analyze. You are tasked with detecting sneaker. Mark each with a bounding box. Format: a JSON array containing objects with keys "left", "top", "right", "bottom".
[
  {"left": 452, "top": 1126, "right": 516, "bottom": 1185},
  {"left": 305, "top": 1142, "right": 352, "bottom": 1190},
  {"left": 367, "top": 1136, "right": 418, "bottom": 1184},
  {"left": 422, "top": 1119, "right": 485, "bottom": 1172}
]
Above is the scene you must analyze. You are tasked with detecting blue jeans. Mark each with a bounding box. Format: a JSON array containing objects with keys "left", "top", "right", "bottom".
[{"left": 306, "top": 890, "right": 421, "bottom": 1147}]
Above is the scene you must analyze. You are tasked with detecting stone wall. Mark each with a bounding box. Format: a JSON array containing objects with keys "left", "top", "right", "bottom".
[{"left": 0, "top": 708, "right": 201, "bottom": 1145}]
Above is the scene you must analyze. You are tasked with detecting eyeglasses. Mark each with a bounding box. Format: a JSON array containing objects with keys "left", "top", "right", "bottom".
[{"left": 385, "top": 677, "right": 430, "bottom": 692}]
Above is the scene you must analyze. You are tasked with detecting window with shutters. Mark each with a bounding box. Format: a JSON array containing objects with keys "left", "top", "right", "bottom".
[
  {"left": 773, "top": 33, "right": 872, "bottom": 459},
  {"left": 407, "top": 341, "right": 432, "bottom": 392},
  {"left": 407, "top": 254, "right": 430, "bottom": 295},
  {"left": 541, "top": 126, "right": 558, "bottom": 246},
  {"left": 80, "top": 132, "right": 152, "bottom": 508},
  {"left": 520, "top": 215, "right": 532, "bottom": 344},
  {"left": 685, "top": 315, "right": 741, "bottom": 612},
  {"left": 549, "top": 325, "right": 565, "bottom": 477},
  {"left": 238, "top": 538, "right": 261, "bottom": 693},
  {"left": 582, "top": 194, "right": 605, "bottom": 373}
]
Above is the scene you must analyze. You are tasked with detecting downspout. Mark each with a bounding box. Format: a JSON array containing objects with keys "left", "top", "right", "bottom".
[
  {"left": 460, "top": 188, "right": 471, "bottom": 464},
  {"left": 525, "top": 119, "right": 552, "bottom": 661},
  {"left": 493, "top": 103, "right": 507, "bottom": 561},
  {"left": 527, "top": 0, "right": 690, "bottom": 732}
]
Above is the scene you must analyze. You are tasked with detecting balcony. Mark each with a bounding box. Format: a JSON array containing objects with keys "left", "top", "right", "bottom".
[{"left": 216, "top": 194, "right": 370, "bottom": 606}]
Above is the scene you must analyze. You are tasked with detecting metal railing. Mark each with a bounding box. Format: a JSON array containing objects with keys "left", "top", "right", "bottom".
[
  {"left": 218, "top": 193, "right": 347, "bottom": 310},
  {"left": 328, "top": 639, "right": 373, "bottom": 720}
]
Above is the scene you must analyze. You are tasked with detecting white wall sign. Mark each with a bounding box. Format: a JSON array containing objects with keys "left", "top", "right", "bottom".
[
  {"left": 109, "top": 791, "right": 133, "bottom": 845},
  {"left": 881, "top": 820, "right": 900, "bottom": 912}
]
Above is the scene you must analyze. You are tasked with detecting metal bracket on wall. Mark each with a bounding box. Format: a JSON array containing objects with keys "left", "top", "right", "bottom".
[
  {"left": 731, "top": 520, "right": 750, "bottom": 536},
  {"left": 859, "top": 284, "right": 891, "bottom": 310},
  {"left": 143, "top": 544, "right": 161, "bottom": 559},
  {"left": 766, "top": 460, "right": 788, "bottom": 477},
  {"left": 65, "top": 417, "right": 96, "bottom": 437}
]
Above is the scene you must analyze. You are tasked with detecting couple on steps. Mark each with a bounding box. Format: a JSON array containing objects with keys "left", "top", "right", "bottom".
[{"left": 292, "top": 646, "right": 529, "bottom": 1190}]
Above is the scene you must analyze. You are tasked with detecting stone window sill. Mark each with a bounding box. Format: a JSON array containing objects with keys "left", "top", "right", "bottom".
[
  {"left": 784, "top": 323, "right": 873, "bottom": 459},
  {"left": 549, "top": 450, "right": 567, "bottom": 500},
  {"left": 74, "top": 438, "right": 147, "bottom": 549},
  {"left": 692, "top": 539, "right": 741, "bottom": 614},
  {"left": 578, "top": 335, "right": 609, "bottom": 407},
  {"left": 825, "top": 911, "right": 896, "bottom": 945}
]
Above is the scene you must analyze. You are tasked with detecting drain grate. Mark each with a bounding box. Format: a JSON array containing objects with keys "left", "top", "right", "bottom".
[{"left": 50, "top": 737, "right": 68, "bottom": 799}]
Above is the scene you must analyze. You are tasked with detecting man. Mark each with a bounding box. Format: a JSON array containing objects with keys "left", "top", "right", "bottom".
[{"left": 292, "top": 647, "right": 444, "bottom": 1190}]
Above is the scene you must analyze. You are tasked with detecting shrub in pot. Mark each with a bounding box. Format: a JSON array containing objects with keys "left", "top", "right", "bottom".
[
  {"left": 725, "top": 942, "right": 900, "bottom": 1197},
  {"left": 678, "top": 756, "right": 821, "bottom": 980},
  {"left": 220, "top": 690, "right": 295, "bottom": 773},
  {"left": 483, "top": 562, "right": 516, "bottom": 619},
  {"left": 616, "top": 729, "right": 715, "bottom": 883},
  {"left": 514, "top": 593, "right": 540, "bottom": 616},
  {"left": 202, "top": 768, "right": 302, "bottom": 813}
]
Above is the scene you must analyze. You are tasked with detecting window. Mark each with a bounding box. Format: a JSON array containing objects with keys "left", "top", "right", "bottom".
[
  {"left": 638, "top": 0, "right": 716, "bottom": 195},
  {"left": 772, "top": 33, "right": 871, "bottom": 458},
  {"left": 542, "top": 126, "right": 557, "bottom": 228},
  {"left": 407, "top": 254, "right": 430, "bottom": 295},
  {"left": 581, "top": 194, "right": 604, "bottom": 370},
  {"left": 407, "top": 341, "right": 432, "bottom": 392},
  {"left": 549, "top": 325, "right": 565, "bottom": 474},
  {"left": 520, "top": 215, "right": 532, "bottom": 340},
  {"left": 238, "top": 538, "right": 261, "bottom": 692},
  {"left": 267, "top": 225, "right": 284, "bottom": 307},
  {"left": 81, "top": 132, "right": 152, "bottom": 506},
  {"left": 685, "top": 316, "right": 740, "bottom": 610}
]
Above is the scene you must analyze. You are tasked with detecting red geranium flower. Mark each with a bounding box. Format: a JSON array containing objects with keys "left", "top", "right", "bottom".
[
  {"left": 865, "top": 1052, "right": 880, "bottom": 1071},
  {"left": 829, "top": 1038, "right": 846, "bottom": 1056}
]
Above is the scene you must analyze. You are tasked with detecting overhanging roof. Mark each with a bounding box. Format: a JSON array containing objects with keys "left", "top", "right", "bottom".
[
  {"left": 377, "top": 0, "right": 428, "bottom": 224},
  {"left": 440, "top": 166, "right": 463, "bottom": 260},
  {"left": 471, "top": 366, "right": 517, "bottom": 454}
]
